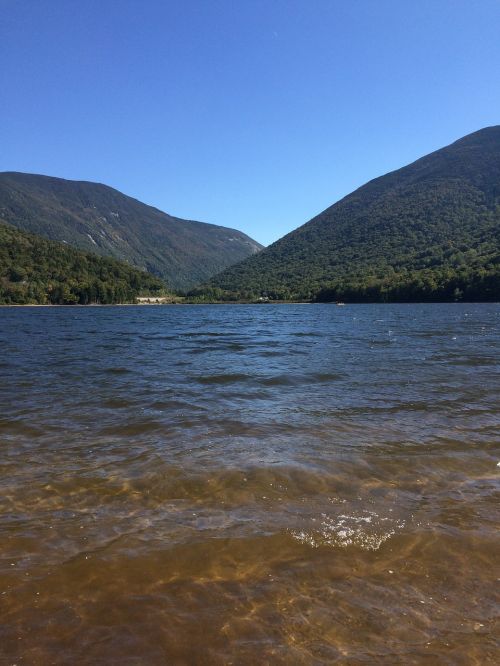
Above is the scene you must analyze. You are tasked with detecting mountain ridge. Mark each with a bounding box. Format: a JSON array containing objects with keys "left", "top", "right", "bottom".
[
  {"left": 0, "top": 172, "right": 262, "bottom": 289},
  {"left": 200, "top": 126, "right": 500, "bottom": 302}
]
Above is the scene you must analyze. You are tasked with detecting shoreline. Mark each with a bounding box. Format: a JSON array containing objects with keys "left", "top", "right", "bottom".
[
  {"left": 0, "top": 301, "right": 312, "bottom": 307},
  {"left": 1, "top": 300, "right": 498, "bottom": 308}
]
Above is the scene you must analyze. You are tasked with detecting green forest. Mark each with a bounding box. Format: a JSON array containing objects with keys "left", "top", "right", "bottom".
[
  {"left": 190, "top": 190, "right": 500, "bottom": 303},
  {"left": 0, "top": 222, "right": 166, "bottom": 305},
  {"left": 198, "top": 126, "right": 500, "bottom": 303},
  {"left": 190, "top": 190, "right": 500, "bottom": 302}
]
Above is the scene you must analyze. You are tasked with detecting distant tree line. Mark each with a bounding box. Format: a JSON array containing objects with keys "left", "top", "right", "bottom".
[
  {"left": 0, "top": 222, "right": 166, "bottom": 305},
  {"left": 313, "top": 265, "right": 499, "bottom": 303},
  {"left": 186, "top": 249, "right": 499, "bottom": 304}
]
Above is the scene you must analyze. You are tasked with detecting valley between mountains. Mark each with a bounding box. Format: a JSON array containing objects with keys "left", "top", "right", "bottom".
[{"left": 1, "top": 126, "right": 499, "bottom": 305}]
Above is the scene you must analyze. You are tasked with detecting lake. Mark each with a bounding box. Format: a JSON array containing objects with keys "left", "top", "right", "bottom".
[{"left": 0, "top": 304, "right": 498, "bottom": 664}]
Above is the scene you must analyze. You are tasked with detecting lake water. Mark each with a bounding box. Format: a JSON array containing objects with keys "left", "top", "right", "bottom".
[{"left": 0, "top": 303, "right": 499, "bottom": 664}]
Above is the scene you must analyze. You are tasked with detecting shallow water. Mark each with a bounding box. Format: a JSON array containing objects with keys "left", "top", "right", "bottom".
[{"left": 0, "top": 303, "right": 499, "bottom": 664}]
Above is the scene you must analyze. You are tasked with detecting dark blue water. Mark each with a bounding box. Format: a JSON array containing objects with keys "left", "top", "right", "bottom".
[{"left": 0, "top": 304, "right": 499, "bottom": 664}]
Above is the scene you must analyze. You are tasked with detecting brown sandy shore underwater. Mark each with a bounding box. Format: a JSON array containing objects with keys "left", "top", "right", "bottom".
[{"left": 0, "top": 303, "right": 499, "bottom": 664}]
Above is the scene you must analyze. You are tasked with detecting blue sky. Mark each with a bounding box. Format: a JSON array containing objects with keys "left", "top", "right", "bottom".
[{"left": 1, "top": 0, "right": 499, "bottom": 246}]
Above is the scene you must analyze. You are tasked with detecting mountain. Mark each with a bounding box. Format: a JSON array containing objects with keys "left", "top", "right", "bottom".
[
  {"left": 0, "top": 173, "right": 262, "bottom": 290},
  {"left": 201, "top": 126, "right": 500, "bottom": 302},
  {"left": 0, "top": 221, "right": 166, "bottom": 305}
]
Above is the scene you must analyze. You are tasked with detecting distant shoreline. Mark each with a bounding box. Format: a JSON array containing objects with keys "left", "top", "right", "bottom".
[
  {"left": 1, "top": 300, "right": 498, "bottom": 308},
  {"left": 0, "top": 301, "right": 312, "bottom": 307}
]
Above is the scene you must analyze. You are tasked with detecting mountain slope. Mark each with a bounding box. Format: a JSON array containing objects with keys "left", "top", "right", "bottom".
[
  {"left": 0, "top": 173, "right": 262, "bottom": 289},
  {"left": 0, "top": 222, "right": 165, "bottom": 305},
  {"left": 204, "top": 126, "right": 500, "bottom": 301}
]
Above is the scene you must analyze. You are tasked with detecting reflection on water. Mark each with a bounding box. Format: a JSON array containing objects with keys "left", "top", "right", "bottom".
[{"left": 0, "top": 303, "right": 499, "bottom": 664}]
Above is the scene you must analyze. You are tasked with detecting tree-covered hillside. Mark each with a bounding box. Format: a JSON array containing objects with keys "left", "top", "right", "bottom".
[
  {"left": 0, "top": 222, "right": 166, "bottom": 305},
  {"left": 201, "top": 126, "right": 500, "bottom": 302},
  {"left": 0, "top": 172, "right": 262, "bottom": 289}
]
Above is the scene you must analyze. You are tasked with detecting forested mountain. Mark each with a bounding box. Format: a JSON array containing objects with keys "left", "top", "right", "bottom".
[
  {"left": 0, "top": 222, "right": 166, "bottom": 305},
  {"left": 0, "top": 172, "right": 262, "bottom": 289},
  {"left": 201, "top": 126, "right": 500, "bottom": 302}
]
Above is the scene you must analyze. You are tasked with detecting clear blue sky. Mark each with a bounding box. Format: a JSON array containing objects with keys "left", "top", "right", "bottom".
[{"left": 1, "top": 0, "right": 499, "bottom": 246}]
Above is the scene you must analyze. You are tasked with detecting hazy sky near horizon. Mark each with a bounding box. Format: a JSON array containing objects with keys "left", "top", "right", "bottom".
[{"left": 1, "top": 0, "right": 499, "bottom": 246}]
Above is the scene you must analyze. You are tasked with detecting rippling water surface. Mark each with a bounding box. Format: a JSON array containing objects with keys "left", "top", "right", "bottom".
[{"left": 0, "top": 304, "right": 499, "bottom": 664}]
